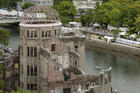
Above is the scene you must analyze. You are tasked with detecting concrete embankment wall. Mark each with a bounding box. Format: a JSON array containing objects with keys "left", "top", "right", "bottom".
[{"left": 85, "top": 38, "right": 140, "bottom": 62}]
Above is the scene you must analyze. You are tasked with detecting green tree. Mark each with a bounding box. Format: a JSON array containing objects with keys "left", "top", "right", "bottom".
[
  {"left": 111, "top": 29, "right": 121, "bottom": 40},
  {"left": 53, "top": 0, "right": 62, "bottom": 5},
  {"left": 122, "top": 2, "right": 140, "bottom": 32},
  {"left": 21, "top": 2, "right": 35, "bottom": 10},
  {"left": 0, "top": 0, "right": 5, "bottom": 8},
  {"left": 93, "top": 6, "right": 110, "bottom": 28},
  {"left": 0, "top": 90, "right": 3, "bottom": 93},
  {"left": 0, "top": 29, "right": 10, "bottom": 47},
  {"left": 0, "top": 80, "right": 4, "bottom": 91},
  {"left": 54, "top": 1, "right": 77, "bottom": 24},
  {"left": 93, "top": 0, "right": 123, "bottom": 28},
  {"left": 102, "top": 0, "right": 109, "bottom": 3},
  {"left": 9, "top": 88, "right": 43, "bottom": 93},
  {"left": 0, "top": 51, "right": 2, "bottom": 56},
  {"left": 8, "top": 0, "right": 22, "bottom": 9},
  {"left": 109, "top": 8, "right": 121, "bottom": 28},
  {"left": 0, "top": 0, "right": 22, "bottom": 9},
  {"left": 53, "top": 0, "right": 72, "bottom": 5},
  {"left": 81, "top": 10, "right": 94, "bottom": 27},
  {"left": 93, "top": 0, "right": 140, "bottom": 33},
  {"left": 135, "top": 15, "right": 140, "bottom": 32}
]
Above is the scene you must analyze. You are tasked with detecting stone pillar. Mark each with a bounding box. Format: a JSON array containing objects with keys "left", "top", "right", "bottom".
[
  {"left": 77, "top": 39, "right": 86, "bottom": 71},
  {"left": 107, "top": 71, "right": 111, "bottom": 83},
  {"left": 99, "top": 72, "right": 105, "bottom": 93},
  {"left": 99, "top": 72, "right": 105, "bottom": 87}
]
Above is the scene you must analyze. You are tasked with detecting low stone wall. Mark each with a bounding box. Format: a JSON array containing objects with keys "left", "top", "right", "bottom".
[{"left": 86, "top": 38, "right": 140, "bottom": 62}]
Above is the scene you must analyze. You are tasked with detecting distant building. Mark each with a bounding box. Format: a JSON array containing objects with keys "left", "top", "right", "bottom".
[
  {"left": 73, "top": 0, "right": 102, "bottom": 18},
  {"left": 73, "top": 0, "right": 102, "bottom": 10},
  {"left": 17, "top": 0, "right": 53, "bottom": 11}
]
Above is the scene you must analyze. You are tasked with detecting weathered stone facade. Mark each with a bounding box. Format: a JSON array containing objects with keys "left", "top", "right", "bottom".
[
  {"left": 19, "top": 6, "right": 86, "bottom": 92},
  {"left": 19, "top": 22, "right": 62, "bottom": 91}
]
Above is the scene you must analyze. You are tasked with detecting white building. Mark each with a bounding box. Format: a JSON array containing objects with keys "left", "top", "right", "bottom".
[
  {"left": 17, "top": 0, "right": 53, "bottom": 11},
  {"left": 73, "top": 0, "right": 102, "bottom": 10},
  {"left": 73, "top": 0, "right": 102, "bottom": 18}
]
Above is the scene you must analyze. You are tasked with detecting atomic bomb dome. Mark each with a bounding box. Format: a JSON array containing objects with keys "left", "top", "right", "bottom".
[
  {"left": 19, "top": 6, "right": 62, "bottom": 91},
  {"left": 20, "top": 6, "right": 61, "bottom": 25}
]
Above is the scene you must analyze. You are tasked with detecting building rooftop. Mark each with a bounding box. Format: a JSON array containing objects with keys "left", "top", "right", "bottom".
[{"left": 20, "top": 6, "right": 60, "bottom": 24}]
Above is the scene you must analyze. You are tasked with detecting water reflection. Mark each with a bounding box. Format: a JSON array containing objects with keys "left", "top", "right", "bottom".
[
  {"left": 85, "top": 49, "right": 140, "bottom": 93},
  {"left": 0, "top": 26, "right": 19, "bottom": 49}
]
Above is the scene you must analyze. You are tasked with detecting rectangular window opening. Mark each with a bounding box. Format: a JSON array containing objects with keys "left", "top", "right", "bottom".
[
  {"left": 31, "top": 66, "right": 33, "bottom": 76},
  {"left": 63, "top": 88, "right": 71, "bottom": 93},
  {"left": 34, "top": 47, "right": 37, "bottom": 57},
  {"left": 51, "top": 44, "right": 56, "bottom": 51},
  {"left": 27, "top": 84, "right": 30, "bottom": 90},
  {"left": 31, "top": 84, "right": 33, "bottom": 90},
  {"left": 34, "top": 31, "right": 37, "bottom": 37},
  {"left": 45, "top": 31, "right": 47, "bottom": 37},
  {"left": 31, "top": 31, "right": 33, "bottom": 37},
  {"left": 34, "top": 84, "right": 37, "bottom": 90},
  {"left": 21, "top": 83, "right": 24, "bottom": 88},
  {"left": 27, "top": 31, "right": 29, "bottom": 37},
  {"left": 34, "top": 66, "right": 37, "bottom": 76},
  {"left": 27, "top": 84, "right": 37, "bottom": 90},
  {"left": 42, "top": 31, "right": 44, "bottom": 37},
  {"left": 27, "top": 65, "right": 29, "bottom": 76},
  {"left": 55, "top": 30, "right": 57, "bottom": 36},
  {"left": 48, "top": 31, "right": 50, "bottom": 37},
  {"left": 22, "top": 65, "right": 23, "bottom": 75},
  {"left": 27, "top": 47, "right": 29, "bottom": 57},
  {"left": 31, "top": 47, "right": 33, "bottom": 57}
]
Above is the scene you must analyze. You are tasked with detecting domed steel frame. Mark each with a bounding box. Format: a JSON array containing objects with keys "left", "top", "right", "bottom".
[{"left": 20, "top": 6, "right": 61, "bottom": 24}]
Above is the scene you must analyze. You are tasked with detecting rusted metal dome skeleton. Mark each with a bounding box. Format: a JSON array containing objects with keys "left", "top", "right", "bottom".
[{"left": 20, "top": 6, "right": 61, "bottom": 24}]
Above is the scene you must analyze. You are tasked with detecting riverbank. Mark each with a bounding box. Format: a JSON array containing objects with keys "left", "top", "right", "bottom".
[{"left": 86, "top": 38, "right": 140, "bottom": 62}]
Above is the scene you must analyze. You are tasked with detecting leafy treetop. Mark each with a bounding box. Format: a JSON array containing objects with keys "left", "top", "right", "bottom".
[
  {"left": 21, "top": 2, "right": 35, "bottom": 10},
  {"left": 54, "top": 1, "right": 77, "bottom": 24},
  {"left": 92, "top": 0, "right": 140, "bottom": 33},
  {"left": 0, "top": 29, "right": 10, "bottom": 46},
  {"left": 0, "top": 0, "right": 22, "bottom": 9}
]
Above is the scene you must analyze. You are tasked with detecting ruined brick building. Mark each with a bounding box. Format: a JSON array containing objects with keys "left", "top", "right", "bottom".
[
  {"left": 19, "top": 6, "right": 116, "bottom": 93},
  {"left": 19, "top": 5, "right": 85, "bottom": 92}
]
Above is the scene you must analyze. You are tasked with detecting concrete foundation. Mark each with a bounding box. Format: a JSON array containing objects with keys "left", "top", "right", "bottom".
[{"left": 86, "top": 38, "right": 140, "bottom": 61}]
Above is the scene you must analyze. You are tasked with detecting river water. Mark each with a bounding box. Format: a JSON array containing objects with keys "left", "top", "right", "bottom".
[{"left": 0, "top": 26, "right": 140, "bottom": 93}]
